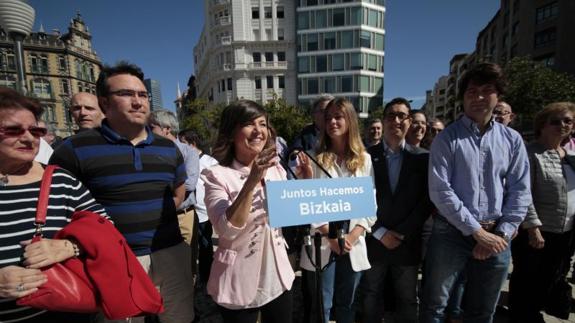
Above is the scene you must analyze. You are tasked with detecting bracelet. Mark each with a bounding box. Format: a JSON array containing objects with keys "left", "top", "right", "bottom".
[{"left": 70, "top": 242, "right": 80, "bottom": 257}]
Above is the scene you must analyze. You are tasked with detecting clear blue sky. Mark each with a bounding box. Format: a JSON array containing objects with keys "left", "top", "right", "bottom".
[{"left": 27, "top": 0, "right": 499, "bottom": 111}]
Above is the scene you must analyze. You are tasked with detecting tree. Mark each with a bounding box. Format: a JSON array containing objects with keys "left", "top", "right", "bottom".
[
  {"left": 181, "top": 99, "right": 225, "bottom": 151},
  {"left": 504, "top": 57, "right": 575, "bottom": 126},
  {"left": 264, "top": 95, "right": 310, "bottom": 145}
]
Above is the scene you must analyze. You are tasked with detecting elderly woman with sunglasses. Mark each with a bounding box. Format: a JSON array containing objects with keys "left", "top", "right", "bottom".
[
  {"left": 509, "top": 102, "right": 575, "bottom": 323},
  {"left": 0, "top": 88, "right": 107, "bottom": 323}
]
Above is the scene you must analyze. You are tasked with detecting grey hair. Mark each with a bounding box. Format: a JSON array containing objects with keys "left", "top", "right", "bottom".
[
  {"left": 149, "top": 109, "right": 179, "bottom": 135},
  {"left": 312, "top": 94, "right": 335, "bottom": 112}
]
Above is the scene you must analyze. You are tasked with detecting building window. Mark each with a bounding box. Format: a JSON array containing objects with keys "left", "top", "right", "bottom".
[
  {"left": 375, "top": 33, "right": 384, "bottom": 51},
  {"left": 30, "top": 54, "right": 49, "bottom": 74},
  {"left": 31, "top": 79, "right": 52, "bottom": 99},
  {"left": 536, "top": 54, "right": 555, "bottom": 67},
  {"left": 332, "top": 54, "right": 344, "bottom": 71},
  {"left": 536, "top": 2, "right": 558, "bottom": 24},
  {"left": 60, "top": 79, "right": 70, "bottom": 94},
  {"left": 265, "top": 52, "right": 274, "bottom": 62},
  {"left": 227, "top": 78, "right": 233, "bottom": 91},
  {"left": 534, "top": 28, "right": 557, "bottom": 49},
  {"left": 43, "top": 105, "right": 56, "bottom": 122},
  {"left": 298, "top": 57, "right": 309, "bottom": 73},
  {"left": 278, "top": 29, "right": 284, "bottom": 41},
  {"left": 253, "top": 52, "right": 261, "bottom": 62},
  {"left": 333, "top": 8, "right": 345, "bottom": 26},
  {"left": 350, "top": 53, "right": 362, "bottom": 70},
  {"left": 278, "top": 52, "right": 286, "bottom": 62},
  {"left": 368, "top": 54, "right": 378, "bottom": 71},
  {"left": 277, "top": 6, "right": 284, "bottom": 19},
  {"left": 278, "top": 75, "right": 285, "bottom": 89},
  {"left": 298, "top": 12, "right": 309, "bottom": 30},
  {"left": 368, "top": 9, "right": 379, "bottom": 28},
  {"left": 266, "top": 76, "right": 274, "bottom": 88},
  {"left": 0, "top": 75, "right": 16, "bottom": 89},
  {"left": 58, "top": 56, "right": 67, "bottom": 71},
  {"left": 308, "top": 79, "right": 318, "bottom": 95},
  {"left": 350, "top": 7, "right": 362, "bottom": 25},
  {"left": 316, "top": 10, "right": 326, "bottom": 28},
  {"left": 264, "top": 7, "right": 272, "bottom": 19},
  {"left": 341, "top": 76, "right": 353, "bottom": 92},
  {"left": 252, "top": 8, "right": 259, "bottom": 19},
  {"left": 340, "top": 31, "right": 353, "bottom": 49},
  {"left": 255, "top": 77, "right": 262, "bottom": 89},
  {"left": 360, "top": 31, "right": 371, "bottom": 48},
  {"left": 359, "top": 76, "right": 370, "bottom": 92},
  {"left": 307, "top": 33, "right": 318, "bottom": 51},
  {"left": 323, "top": 77, "right": 335, "bottom": 93},
  {"left": 316, "top": 55, "right": 327, "bottom": 72},
  {"left": 324, "top": 32, "right": 336, "bottom": 50}
]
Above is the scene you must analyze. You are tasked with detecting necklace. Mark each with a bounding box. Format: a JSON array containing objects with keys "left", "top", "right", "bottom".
[{"left": 0, "top": 174, "right": 8, "bottom": 187}]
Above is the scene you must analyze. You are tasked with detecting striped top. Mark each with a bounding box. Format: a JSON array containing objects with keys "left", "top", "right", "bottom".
[
  {"left": 49, "top": 121, "right": 186, "bottom": 256},
  {"left": 0, "top": 167, "right": 107, "bottom": 323}
]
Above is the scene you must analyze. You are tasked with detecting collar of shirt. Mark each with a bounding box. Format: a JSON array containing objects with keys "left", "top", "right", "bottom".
[
  {"left": 460, "top": 114, "right": 495, "bottom": 136},
  {"left": 100, "top": 119, "right": 154, "bottom": 146},
  {"left": 382, "top": 139, "right": 406, "bottom": 156}
]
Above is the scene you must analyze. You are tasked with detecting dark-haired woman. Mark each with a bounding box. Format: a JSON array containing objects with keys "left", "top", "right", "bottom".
[
  {"left": 0, "top": 87, "right": 107, "bottom": 322},
  {"left": 509, "top": 102, "right": 575, "bottom": 323},
  {"left": 201, "top": 100, "right": 295, "bottom": 323}
]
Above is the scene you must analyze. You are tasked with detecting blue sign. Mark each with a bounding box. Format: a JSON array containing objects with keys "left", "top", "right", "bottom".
[{"left": 266, "top": 177, "right": 376, "bottom": 228}]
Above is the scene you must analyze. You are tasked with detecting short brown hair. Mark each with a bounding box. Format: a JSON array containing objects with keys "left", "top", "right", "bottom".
[
  {"left": 533, "top": 102, "right": 575, "bottom": 138},
  {"left": 458, "top": 63, "right": 506, "bottom": 101},
  {"left": 0, "top": 87, "right": 43, "bottom": 119}
]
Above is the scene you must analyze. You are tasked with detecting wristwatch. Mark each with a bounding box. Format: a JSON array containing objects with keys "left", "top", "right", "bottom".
[{"left": 494, "top": 231, "right": 511, "bottom": 242}]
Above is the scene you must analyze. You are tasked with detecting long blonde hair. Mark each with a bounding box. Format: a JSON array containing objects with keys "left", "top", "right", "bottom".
[{"left": 316, "top": 98, "right": 366, "bottom": 175}]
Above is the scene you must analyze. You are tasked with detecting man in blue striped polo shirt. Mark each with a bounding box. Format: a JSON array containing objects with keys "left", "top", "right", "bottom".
[{"left": 50, "top": 62, "right": 194, "bottom": 323}]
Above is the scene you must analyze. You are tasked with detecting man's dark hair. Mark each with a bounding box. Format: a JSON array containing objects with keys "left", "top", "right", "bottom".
[
  {"left": 458, "top": 63, "right": 506, "bottom": 101},
  {"left": 179, "top": 129, "right": 207, "bottom": 152},
  {"left": 384, "top": 97, "right": 412, "bottom": 115},
  {"left": 96, "top": 61, "right": 145, "bottom": 97}
]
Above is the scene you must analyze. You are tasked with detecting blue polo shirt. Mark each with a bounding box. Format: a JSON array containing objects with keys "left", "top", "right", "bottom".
[{"left": 50, "top": 120, "right": 187, "bottom": 255}]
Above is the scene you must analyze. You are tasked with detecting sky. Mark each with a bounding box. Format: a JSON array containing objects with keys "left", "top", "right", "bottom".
[{"left": 27, "top": 0, "right": 500, "bottom": 111}]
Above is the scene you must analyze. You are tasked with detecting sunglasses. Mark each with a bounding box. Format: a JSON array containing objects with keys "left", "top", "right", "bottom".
[
  {"left": 0, "top": 125, "right": 48, "bottom": 138},
  {"left": 549, "top": 118, "right": 574, "bottom": 126}
]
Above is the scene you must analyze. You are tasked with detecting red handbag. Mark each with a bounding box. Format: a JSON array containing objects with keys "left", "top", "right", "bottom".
[{"left": 17, "top": 165, "right": 99, "bottom": 313}]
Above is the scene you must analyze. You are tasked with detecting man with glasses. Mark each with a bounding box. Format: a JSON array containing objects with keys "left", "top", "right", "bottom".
[
  {"left": 50, "top": 62, "right": 194, "bottom": 323},
  {"left": 362, "top": 97, "right": 433, "bottom": 323},
  {"left": 493, "top": 101, "right": 515, "bottom": 127},
  {"left": 421, "top": 63, "right": 531, "bottom": 322}
]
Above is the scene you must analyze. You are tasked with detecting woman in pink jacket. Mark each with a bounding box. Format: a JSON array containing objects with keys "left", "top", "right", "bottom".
[{"left": 201, "top": 100, "right": 295, "bottom": 323}]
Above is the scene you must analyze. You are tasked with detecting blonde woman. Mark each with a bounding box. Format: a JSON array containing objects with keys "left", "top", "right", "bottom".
[{"left": 298, "top": 98, "right": 375, "bottom": 323}]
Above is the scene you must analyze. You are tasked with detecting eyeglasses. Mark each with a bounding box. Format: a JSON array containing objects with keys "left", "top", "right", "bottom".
[
  {"left": 493, "top": 110, "right": 511, "bottom": 116},
  {"left": 0, "top": 125, "right": 47, "bottom": 138},
  {"left": 549, "top": 117, "right": 574, "bottom": 126},
  {"left": 384, "top": 112, "right": 411, "bottom": 122},
  {"left": 109, "top": 89, "right": 150, "bottom": 101}
]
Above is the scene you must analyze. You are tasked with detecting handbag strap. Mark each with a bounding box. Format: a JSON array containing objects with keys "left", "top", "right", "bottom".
[{"left": 35, "top": 165, "right": 58, "bottom": 231}]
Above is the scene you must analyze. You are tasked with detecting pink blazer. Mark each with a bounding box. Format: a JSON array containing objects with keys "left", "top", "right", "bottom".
[{"left": 201, "top": 161, "right": 295, "bottom": 306}]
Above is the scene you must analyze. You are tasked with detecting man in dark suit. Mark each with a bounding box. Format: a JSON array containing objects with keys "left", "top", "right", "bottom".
[{"left": 362, "top": 97, "right": 433, "bottom": 323}]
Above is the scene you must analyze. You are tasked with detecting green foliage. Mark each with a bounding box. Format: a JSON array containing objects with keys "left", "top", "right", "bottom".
[
  {"left": 504, "top": 57, "right": 575, "bottom": 121},
  {"left": 180, "top": 96, "right": 311, "bottom": 151},
  {"left": 264, "top": 95, "right": 311, "bottom": 145}
]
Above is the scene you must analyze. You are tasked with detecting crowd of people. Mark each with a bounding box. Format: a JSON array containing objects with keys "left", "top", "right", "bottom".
[{"left": 1, "top": 61, "right": 574, "bottom": 323}]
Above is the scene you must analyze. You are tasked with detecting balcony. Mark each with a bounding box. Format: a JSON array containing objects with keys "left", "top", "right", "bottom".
[
  {"left": 220, "top": 36, "right": 232, "bottom": 45},
  {"left": 212, "top": 0, "right": 229, "bottom": 6},
  {"left": 248, "top": 61, "right": 287, "bottom": 69},
  {"left": 215, "top": 16, "right": 231, "bottom": 27}
]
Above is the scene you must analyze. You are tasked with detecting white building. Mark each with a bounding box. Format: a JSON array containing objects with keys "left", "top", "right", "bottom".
[
  {"left": 296, "top": 0, "right": 385, "bottom": 117},
  {"left": 194, "top": 0, "right": 297, "bottom": 105}
]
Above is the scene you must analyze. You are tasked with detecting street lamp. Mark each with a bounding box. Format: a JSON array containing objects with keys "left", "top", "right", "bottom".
[{"left": 0, "top": 0, "right": 35, "bottom": 95}]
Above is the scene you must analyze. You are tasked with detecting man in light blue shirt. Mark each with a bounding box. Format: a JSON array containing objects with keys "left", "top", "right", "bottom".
[{"left": 420, "top": 63, "right": 531, "bottom": 323}]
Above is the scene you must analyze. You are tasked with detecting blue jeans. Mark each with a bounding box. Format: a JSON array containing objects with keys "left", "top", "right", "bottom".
[
  {"left": 303, "top": 254, "right": 362, "bottom": 323},
  {"left": 361, "top": 262, "right": 419, "bottom": 323},
  {"left": 420, "top": 217, "right": 511, "bottom": 323}
]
